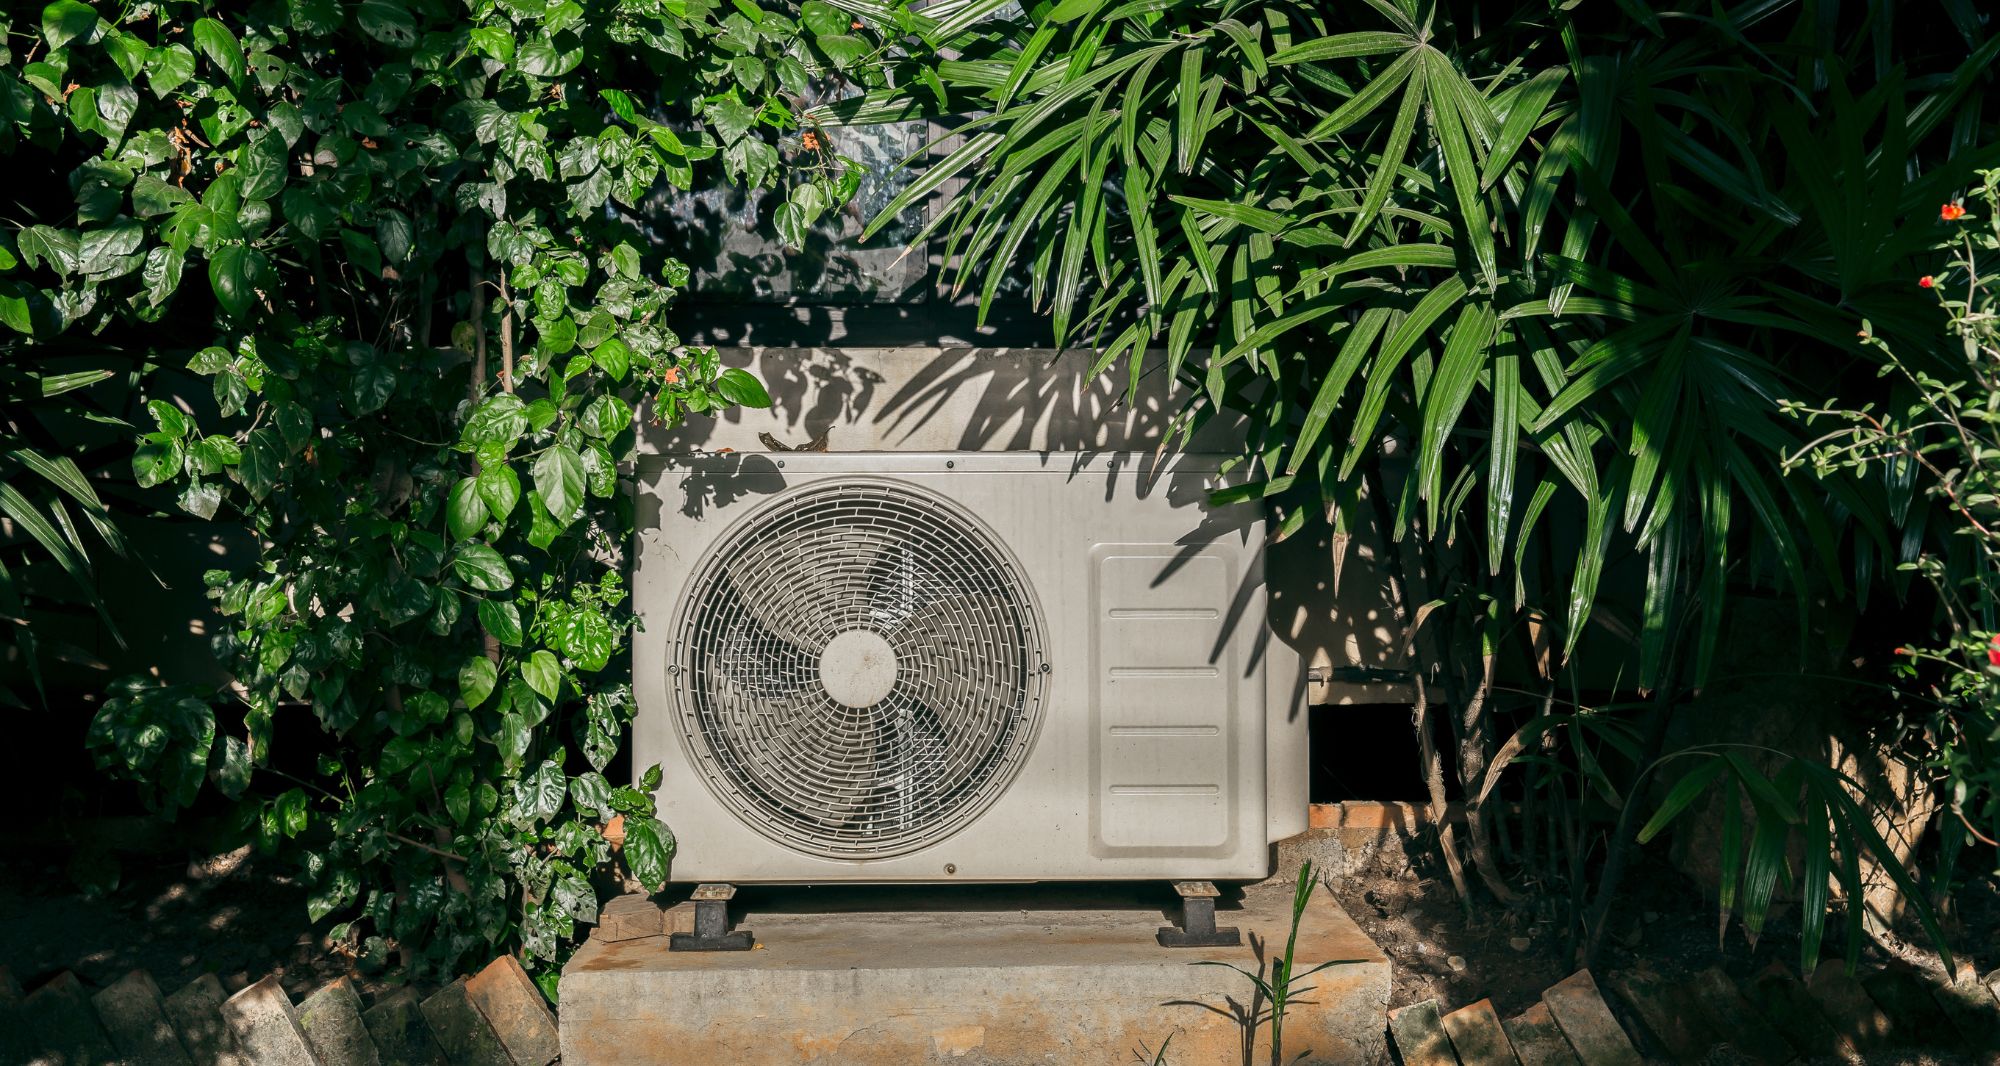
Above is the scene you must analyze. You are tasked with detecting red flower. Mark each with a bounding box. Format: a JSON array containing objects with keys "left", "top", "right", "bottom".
[
  {"left": 1987, "top": 634, "right": 2000, "bottom": 667},
  {"left": 1942, "top": 202, "right": 1967, "bottom": 222},
  {"left": 1920, "top": 276, "right": 1935, "bottom": 288},
  {"left": 661, "top": 366, "right": 681, "bottom": 385},
  {"left": 801, "top": 131, "right": 821, "bottom": 151}
]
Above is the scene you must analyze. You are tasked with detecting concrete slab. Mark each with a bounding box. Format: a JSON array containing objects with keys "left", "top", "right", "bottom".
[
  {"left": 163, "top": 974, "right": 245, "bottom": 1066},
  {"left": 1934, "top": 962, "right": 2000, "bottom": 1058},
  {"left": 419, "top": 979, "right": 512, "bottom": 1066},
  {"left": 1605, "top": 968, "right": 1714, "bottom": 1062},
  {"left": 1504, "top": 1002, "right": 1581, "bottom": 1066},
  {"left": 0, "top": 965, "right": 39, "bottom": 1066},
  {"left": 1807, "top": 960, "right": 1894, "bottom": 1050},
  {"left": 1684, "top": 966, "right": 1793, "bottom": 1065},
  {"left": 92, "top": 968, "right": 194, "bottom": 1065},
  {"left": 24, "top": 971, "right": 121, "bottom": 1066},
  {"left": 1861, "top": 967, "right": 1954, "bottom": 1048},
  {"left": 360, "top": 987, "right": 448, "bottom": 1066},
  {"left": 463, "top": 956, "right": 559, "bottom": 1066},
  {"left": 560, "top": 881, "right": 1388, "bottom": 1066},
  {"left": 219, "top": 974, "right": 319, "bottom": 1065},
  {"left": 1388, "top": 999, "right": 1455, "bottom": 1066},
  {"left": 1751, "top": 963, "right": 1853, "bottom": 1062},
  {"left": 297, "top": 976, "right": 380, "bottom": 1066},
  {"left": 1542, "top": 970, "right": 1641, "bottom": 1066},
  {"left": 1439, "top": 998, "right": 1516, "bottom": 1066}
]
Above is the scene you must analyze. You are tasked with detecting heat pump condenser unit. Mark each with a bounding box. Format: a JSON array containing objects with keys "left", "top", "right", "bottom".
[{"left": 632, "top": 452, "right": 1307, "bottom": 883}]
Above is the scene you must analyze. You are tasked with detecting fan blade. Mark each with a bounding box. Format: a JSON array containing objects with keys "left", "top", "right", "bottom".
[
  {"left": 891, "top": 592, "right": 1021, "bottom": 679},
  {"left": 722, "top": 544, "right": 827, "bottom": 650}
]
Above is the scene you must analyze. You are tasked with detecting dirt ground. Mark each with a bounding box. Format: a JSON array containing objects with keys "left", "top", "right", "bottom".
[
  {"left": 0, "top": 831, "right": 378, "bottom": 1002},
  {"left": 1323, "top": 832, "right": 1999, "bottom": 1065},
  {"left": 4, "top": 820, "right": 1993, "bottom": 1066}
]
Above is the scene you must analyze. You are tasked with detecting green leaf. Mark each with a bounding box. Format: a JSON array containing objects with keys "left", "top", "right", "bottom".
[
  {"left": 1167, "top": 194, "right": 1287, "bottom": 235},
  {"left": 714, "top": 367, "right": 772, "bottom": 407},
  {"left": 478, "top": 597, "right": 523, "bottom": 646},
  {"left": 579, "top": 396, "right": 631, "bottom": 439},
  {"left": 523, "top": 650, "right": 561, "bottom": 701},
  {"left": 592, "top": 336, "right": 631, "bottom": 381},
  {"left": 464, "top": 394, "right": 528, "bottom": 448},
  {"left": 237, "top": 134, "right": 287, "bottom": 202},
  {"left": 532, "top": 445, "right": 585, "bottom": 526},
  {"left": 207, "top": 245, "right": 266, "bottom": 319},
  {"left": 147, "top": 43, "right": 196, "bottom": 98},
  {"left": 448, "top": 477, "right": 488, "bottom": 540},
  {"left": 623, "top": 816, "right": 674, "bottom": 891},
  {"left": 1269, "top": 31, "right": 1411, "bottom": 65},
  {"left": 131, "top": 439, "right": 185, "bottom": 489},
  {"left": 459, "top": 656, "right": 498, "bottom": 709},
  {"left": 1636, "top": 756, "right": 1726, "bottom": 843},
  {"left": 348, "top": 363, "right": 396, "bottom": 414},
  {"left": 1726, "top": 753, "right": 1802, "bottom": 825},
  {"left": 518, "top": 37, "right": 583, "bottom": 78},
  {"left": 42, "top": 1, "right": 99, "bottom": 49},
  {"left": 477, "top": 464, "right": 521, "bottom": 522},
  {"left": 191, "top": 18, "right": 246, "bottom": 86},
  {"left": 453, "top": 543, "right": 514, "bottom": 592},
  {"left": 356, "top": 0, "right": 416, "bottom": 46}
]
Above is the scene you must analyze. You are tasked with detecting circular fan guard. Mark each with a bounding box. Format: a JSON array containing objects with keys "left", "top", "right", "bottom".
[{"left": 671, "top": 479, "right": 1047, "bottom": 858}]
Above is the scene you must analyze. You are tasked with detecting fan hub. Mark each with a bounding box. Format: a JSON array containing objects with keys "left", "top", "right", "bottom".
[{"left": 818, "top": 629, "right": 899, "bottom": 709}]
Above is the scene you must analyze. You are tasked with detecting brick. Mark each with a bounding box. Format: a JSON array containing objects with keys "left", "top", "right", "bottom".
[
  {"left": 1684, "top": 966, "right": 1794, "bottom": 1065},
  {"left": 462, "top": 956, "right": 559, "bottom": 1066},
  {"left": 1933, "top": 963, "right": 2000, "bottom": 1057},
  {"left": 419, "top": 979, "right": 512, "bottom": 1066},
  {"left": 1542, "top": 969, "right": 1641, "bottom": 1066},
  {"left": 296, "top": 977, "right": 380, "bottom": 1066},
  {"left": 24, "top": 971, "right": 121, "bottom": 1066},
  {"left": 360, "top": 987, "right": 447, "bottom": 1066},
  {"left": 219, "top": 975, "right": 320, "bottom": 1065},
  {"left": 663, "top": 900, "right": 696, "bottom": 936},
  {"left": 1751, "top": 963, "right": 1853, "bottom": 1061},
  {"left": 1505, "top": 1002, "right": 1581, "bottom": 1066},
  {"left": 1606, "top": 967, "right": 1715, "bottom": 1063},
  {"left": 1439, "top": 998, "right": 1517, "bottom": 1066},
  {"left": 1808, "top": 960, "right": 1895, "bottom": 1050},
  {"left": 0, "top": 966, "right": 36, "bottom": 1066},
  {"left": 92, "top": 969, "right": 194, "bottom": 1065},
  {"left": 1387, "top": 999, "right": 1457, "bottom": 1066},
  {"left": 163, "top": 974, "right": 246, "bottom": 1066},
  {"left": 594, "top": 894, "right": 666, "bottom": 943},
  {"left": 1860, "top": 967, "right": 1953, "bottom": 1047}
]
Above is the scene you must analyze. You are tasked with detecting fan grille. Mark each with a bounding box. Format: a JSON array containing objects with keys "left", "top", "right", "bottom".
[{"left": 671, "top": 478, "right": 1047, "bottom": 858}]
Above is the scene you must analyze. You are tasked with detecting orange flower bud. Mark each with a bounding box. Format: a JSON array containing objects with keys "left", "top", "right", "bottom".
[
  {"left": 1919, "top": 276, "right": 1935, "bottom": 288},
  {"left": 1941, "top": 202, "right": 1967, "bottom": 221}
]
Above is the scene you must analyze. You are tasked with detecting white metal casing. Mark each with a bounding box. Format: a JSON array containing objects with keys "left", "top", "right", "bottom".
[{"left": 632, "top": 451, "right": 1306, "bottom": 882}]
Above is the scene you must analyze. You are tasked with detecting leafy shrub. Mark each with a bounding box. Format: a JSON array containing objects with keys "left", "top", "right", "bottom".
[
  {"left": 1786, "top": 172, "right": 2000, "bottom": 866},
  {"left": 847, "top": 0, "right": 1996, "bottom": 960},
  {"left": 2, "top": 0, "right": 898, "bottom": 981}
]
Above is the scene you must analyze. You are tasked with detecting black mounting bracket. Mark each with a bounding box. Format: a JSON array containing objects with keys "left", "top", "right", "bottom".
[
  {"left": 669, "top": 883, "right": 755, "bottom": 952},
  {"left": 1157, "top": 880, "right": 1241, "bottom": 948}
]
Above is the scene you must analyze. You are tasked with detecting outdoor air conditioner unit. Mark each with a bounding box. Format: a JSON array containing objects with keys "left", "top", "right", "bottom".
[{"left": 631, "top": 451, "right": 1306, "bottom": 883}]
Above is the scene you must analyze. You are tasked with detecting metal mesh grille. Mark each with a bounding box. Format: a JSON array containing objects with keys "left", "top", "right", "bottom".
[{"left": 671, "top": 479, "right": 1046, "bottom": 858}]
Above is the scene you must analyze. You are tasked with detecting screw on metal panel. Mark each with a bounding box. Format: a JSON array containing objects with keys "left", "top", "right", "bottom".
[
  {"left": 945, "top": 460, "right": 955, "bottom": 468},
  {"left": 669, "top": 665, "right": 682, "bottom": 675},
  {"left": 944, "top": 863, "right": 957, "bottom": 874},
  {"left": 776, "top": 459, "right": 785, "bottom": 468},
  {"left": 1039, "top": 663, "right": 1051, "bottom": 673}
]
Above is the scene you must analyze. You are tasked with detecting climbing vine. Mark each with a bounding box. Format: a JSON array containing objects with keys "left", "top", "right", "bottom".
[{"left": 5, "top": 0, "right": 905, "bottom": 983}]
